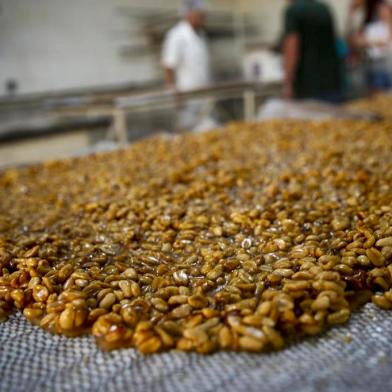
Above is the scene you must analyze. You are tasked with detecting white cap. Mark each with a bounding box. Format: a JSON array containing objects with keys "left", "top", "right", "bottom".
[{"left": 180, "top": 0, "right": 207, "bottom": 15}]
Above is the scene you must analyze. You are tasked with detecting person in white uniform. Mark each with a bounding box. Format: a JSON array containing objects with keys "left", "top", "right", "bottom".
[{"left": 162, "top": 0, "right": 213, "bottom": 131}]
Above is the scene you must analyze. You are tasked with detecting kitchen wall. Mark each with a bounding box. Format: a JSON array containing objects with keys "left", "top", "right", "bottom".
[
  {"left": 0, "top": 0, "right": 370, "bottom": 97},
  {"left": 0, "top": 0, "right": 237, "bottom": 96}
]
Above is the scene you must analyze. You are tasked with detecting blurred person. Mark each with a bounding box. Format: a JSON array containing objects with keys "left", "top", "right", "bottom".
[
  {"left": 162, "top": 0, "right": 214, "bottom": 131},
  {"left": 346, "top": 1, "right": 368, "bottom": 97},
  {"left": 162, "top": 0, "right": 210, "bottom": 92},
  {"left": 282, "top": 0, "right": 342, "bottom": 102},
  {"left": 350, "top": 0, "right": 392, "bottom": 91}
]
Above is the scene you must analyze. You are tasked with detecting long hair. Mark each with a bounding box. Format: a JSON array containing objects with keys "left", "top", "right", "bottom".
[{"left": 364, "top": 0, "right": 384, "bottom": 26}]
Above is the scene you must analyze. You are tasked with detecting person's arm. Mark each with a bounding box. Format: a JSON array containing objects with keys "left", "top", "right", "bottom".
[
  {"left": 164, "top": 68, "right": 176, "bottom": 88},
  {"left": 283, "top": 33, "right": 300, "bottom": 100},
  {"left": 282, "top": 4, "right": 301, "bottom": 100},
  {"left": 350, "top": 30, "right": 368, "bottom": 49},
  {"left": 162, "top": 30, "right": 181, "bottom": 90}
]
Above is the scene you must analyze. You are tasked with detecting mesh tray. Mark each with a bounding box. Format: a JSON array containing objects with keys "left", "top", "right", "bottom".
[{"left": 1, "top": 303, "right": 391, "bottom": 392}]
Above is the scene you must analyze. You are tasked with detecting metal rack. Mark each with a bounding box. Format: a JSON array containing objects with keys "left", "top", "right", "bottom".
[
  {"left": 0, "top": 80, "right": 281, "bottom": 145},
  {"left": 98, "top": 81, "right": 281, "bottom": 142}
]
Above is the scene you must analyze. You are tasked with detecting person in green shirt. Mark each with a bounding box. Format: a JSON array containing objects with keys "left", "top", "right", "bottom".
[{"left": 283, "top": 0, "right": 343, "bottom": 102}]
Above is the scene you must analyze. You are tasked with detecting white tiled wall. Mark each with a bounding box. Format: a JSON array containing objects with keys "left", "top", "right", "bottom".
[
  {"left": 0, "top": 0, "right": 237, "bottom": 96},
  {"left": 0, "top": 0, "right": 147, "bottom": 94}
]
